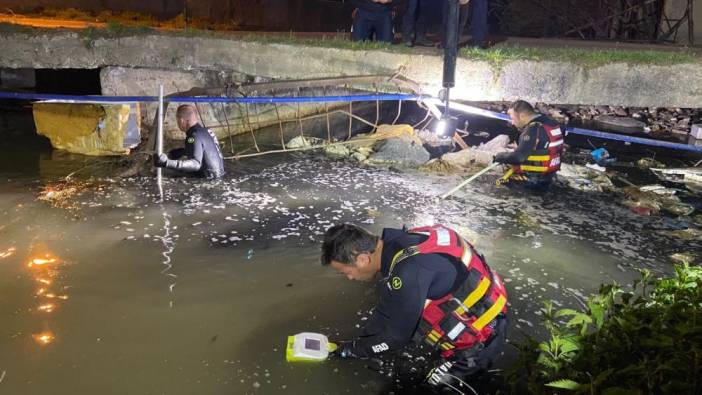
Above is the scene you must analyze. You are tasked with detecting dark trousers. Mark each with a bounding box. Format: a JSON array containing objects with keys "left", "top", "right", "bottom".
[
  {"left": 427, "top": 316, "right": 507, "bottom": 391},
  {"left": 507, "top": 173, "right": 556, "bottom": 195},
  {"left": 459, "top": 0, "right": 488, "bottom": 44},
  {"left": 402, "top": 0, "right": 429, "bottom": 42},
  {"left": 352, "top": 8, "right": 393, "bottom": 43}
]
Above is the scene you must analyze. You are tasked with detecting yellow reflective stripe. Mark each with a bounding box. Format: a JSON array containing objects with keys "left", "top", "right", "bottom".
[
  {"left": 389, "top": 248, "right": 420, "bottom": 274},
  {"left": 501, "top": 167, "right": 515, "bottom": 181},
  {"left": 427, "top": 330, "right": 441, "bottom": 343},
  {"left": 455, "top": 277, "right": 491, "bottom": 315},
  {"left": 526, "top": 155, "right": 550, "bottom": 161},
  {"left": 472, "top": 295, "right": 507, "bottom": 330},
  {"left": 440, "top": 343, "right": 453, "bottom": 351},
  {"left": 519, "top": 165, "right": 548, "bottom": 173}
]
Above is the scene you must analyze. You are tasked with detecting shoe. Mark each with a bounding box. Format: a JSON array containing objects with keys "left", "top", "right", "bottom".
[
  {"left": 404, "top": 40, "right": 414, "bottom": 47},
  {"left": 414, "top": 36, "right": 434, "bottom": 47}
]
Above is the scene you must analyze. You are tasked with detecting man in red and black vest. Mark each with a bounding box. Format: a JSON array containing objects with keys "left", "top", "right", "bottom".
[
  {"left": 494, "top": 100, "right": 564, "bottom": 190},
  {"left": 321, "top": 223, "right": 508, "bottom": 392}
]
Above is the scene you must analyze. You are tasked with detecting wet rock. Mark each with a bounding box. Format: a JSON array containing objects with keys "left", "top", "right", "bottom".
[
  {"left": 442, "top": 149, "right": 494, "bottom": 168},
  {"left": 368, "top": 136, "right": 430, "bottom": 166},
  {"left": 612, "top": 106, "right": 628, "bottom": 117},
  {"left": 663, "top": 202, "right": 695, "bottom": 217},
  {"left": 440, "top": 135, "right": 511, "bottom": 168},
  {"left": 323, "top": 144, "right": 350, "bottom": 158},
  {"left": 558, "top": 164, "right": 616, "bottom": 192},
  {"left": 659, "top": 228, "right": 702, "bottom": 241},
  {"left": 636, "top": 157, "right": 665, "bottom": 169},
  {"left": 548, "top": 108, "right": 568, "bottom": 124},
  {"left": 286, "top": 136, "right": 323, "bottom": 149},
  {"left": 621, "top": 186, "right": 693, "bottom": 217},
  {"left": 418, "top": 159, "right": 463, "bottom": 174},
  {"left": 670, "top": 252, "right": 696, "bottom": 264},
  {"left": 594, "top": 115, "right": 645, "bottom": 134}
]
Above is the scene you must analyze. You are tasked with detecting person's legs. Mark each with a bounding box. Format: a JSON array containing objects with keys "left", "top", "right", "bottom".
[
  {"left": 426, "top": 317, "right": 507, "bottom": 391},
  {"left": 375, "top": 11, "right": 394, "bottom": 43},
  {"left": 458, "top": 3, "right": 470, "bottom": 38},
  {"left": 352, "top": 8, "right": 374, "bottom": 41},
  {"left": 470, "top": 0, "right": 488, "bottom": 45},
  {"left": 402, "top": 0, "right": 420, "bottom": 44}
]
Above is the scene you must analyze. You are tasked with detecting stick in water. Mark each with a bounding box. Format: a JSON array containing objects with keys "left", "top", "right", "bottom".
[
  {"left": 156, "top": 84, "right": 164, "bottom": 201},
  {"left": 440, "top": 162, "right": 501, "bottom": 199}
]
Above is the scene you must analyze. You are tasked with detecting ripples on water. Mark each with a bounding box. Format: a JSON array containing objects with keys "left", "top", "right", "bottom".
[{"left": 0, "top": 153, "right": 698, "bottom": 394}]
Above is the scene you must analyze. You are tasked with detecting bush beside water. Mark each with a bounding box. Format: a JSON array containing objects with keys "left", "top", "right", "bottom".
[{"left": 508, "top": 264, "right": 702, "bottom": 394}]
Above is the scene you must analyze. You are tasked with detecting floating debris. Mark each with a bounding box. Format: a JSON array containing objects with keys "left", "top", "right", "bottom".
[{"left": 0, "top": 247, "right": 16, "bottom": 259}]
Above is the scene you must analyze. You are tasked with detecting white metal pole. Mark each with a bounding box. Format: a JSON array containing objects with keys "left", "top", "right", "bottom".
[
  {"left": 440, "top": 162, "right": 501, "bottom": 199},
  {"left": 157, "top": 84, "right": 164, "bottom": 198}
]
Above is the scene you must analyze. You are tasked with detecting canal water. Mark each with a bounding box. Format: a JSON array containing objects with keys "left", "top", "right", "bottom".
[{"left": 0, "top": 109, "right": 699, "bottom": 394}]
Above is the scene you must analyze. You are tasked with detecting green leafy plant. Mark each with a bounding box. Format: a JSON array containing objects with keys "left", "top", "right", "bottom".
[{"left": 508, "top": 263, "right": 702, "bottom": 394}]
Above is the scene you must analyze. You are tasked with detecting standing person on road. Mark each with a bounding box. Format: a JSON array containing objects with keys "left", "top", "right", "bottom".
[
  {"left": 458, "top": 0, "right": 489, "bottom": 48},
  {"left": 352, "top": 0, "right": 394, "bottom": 43},
  {"left": 402, "top": 0, "right": 433, "bottom": 47}
]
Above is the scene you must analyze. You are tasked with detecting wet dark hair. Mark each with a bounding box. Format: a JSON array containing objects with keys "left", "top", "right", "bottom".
[
  {"left": 176, "top": 104, "right": 197, "bottom": 120},
  {"left": 509, "top": 100, "right": 536, "bottom": 115},
  {"left": 321, "top": 224, "right": 378, "bottom": 266}
]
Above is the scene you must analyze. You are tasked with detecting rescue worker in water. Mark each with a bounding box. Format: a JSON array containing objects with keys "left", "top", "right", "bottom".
[
  {"left": 321, "top": 223, "right": 508, "bottom": 391},
  {"left": 494, "top": 100, "right": 564, "bottom": 189},
  {"left": 154, "top": 104, "right": 225, "bottom": 179}
]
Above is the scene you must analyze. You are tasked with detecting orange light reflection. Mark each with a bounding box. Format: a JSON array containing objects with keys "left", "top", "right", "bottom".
[
  {"left": 32, "top": 332, "right": 55, "bottom": 345},
  {"left": 37, "top": 304, "right": 55, "bottom": 313},
  {"left": 28, "top": 257, "right": 57, "bottom": 267}
]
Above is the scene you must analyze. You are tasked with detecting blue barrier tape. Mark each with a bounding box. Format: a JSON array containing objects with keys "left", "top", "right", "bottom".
[{"left": 0, "top": 91, "right": 421, "bottom": 104}]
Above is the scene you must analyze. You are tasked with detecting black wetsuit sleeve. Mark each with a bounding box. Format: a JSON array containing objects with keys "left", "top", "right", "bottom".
[
  {"left": 345, "top": 259, "right": 430, "bottom": 358},
  {"left": 495, "top": 123, "right": 540, "bottom": 165},
  {"left": 165, "top": 134, "right": 204, "bottom": 173}
]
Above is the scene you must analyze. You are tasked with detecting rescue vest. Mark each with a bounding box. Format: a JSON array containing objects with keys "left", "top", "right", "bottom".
[
  {"left": 388, "top": 225, "right": 508, "bottom": 358},
  {"left": 514, "top": 118, "right": 564, "bottom": 175}
]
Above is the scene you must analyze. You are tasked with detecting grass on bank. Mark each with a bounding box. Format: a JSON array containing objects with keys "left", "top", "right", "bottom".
[
  {"left": 461, "top": 45, "right": 698, "bottom": 70},
  {"left": 0, "top": 17, "right": 697, "bottom": 70}
]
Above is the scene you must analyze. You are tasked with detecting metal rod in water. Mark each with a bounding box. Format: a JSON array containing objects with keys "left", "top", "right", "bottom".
[
  {"left": 440, "top": 162, "right": 501, "bottom": 199},
  {"left": 157, "top": 84, "right": 164, "bottom": 199}
]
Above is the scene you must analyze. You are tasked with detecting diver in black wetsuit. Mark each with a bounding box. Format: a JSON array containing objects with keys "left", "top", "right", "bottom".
[
  {"left": 154, "top": 104, "right": 225, "bottom": 179},
  {"left": 321, "top": 223, "right": 508, "bottom": 393}
]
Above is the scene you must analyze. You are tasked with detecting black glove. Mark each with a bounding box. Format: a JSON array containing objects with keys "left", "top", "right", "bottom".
[
  {"left": 331, "top": 341, "right": 356, "bottom": 359},
  {"left": 154, "top": 153, "right": 169, "bottom": 168},
  {"left": 493, "top": 153, "right": 506, "bottom": 164}
]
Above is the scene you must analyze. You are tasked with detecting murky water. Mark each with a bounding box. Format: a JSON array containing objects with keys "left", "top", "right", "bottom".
[{"left": 1, "top": 110, "right": 699, "bottom": 394}]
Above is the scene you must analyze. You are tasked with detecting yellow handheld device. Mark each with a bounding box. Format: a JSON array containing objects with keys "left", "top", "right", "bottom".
[{"left": 285, "top": 332, "right": 338, "bottom": 362}]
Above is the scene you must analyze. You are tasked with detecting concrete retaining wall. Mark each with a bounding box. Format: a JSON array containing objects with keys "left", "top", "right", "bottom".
[{"left": 1, "top": 30, "right": 702, "bottom": 108}]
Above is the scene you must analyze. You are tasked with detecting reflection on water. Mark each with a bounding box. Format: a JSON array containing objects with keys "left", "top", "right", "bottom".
[
  {"left": 26, "top": 250, "right": 66, "bottom": 347},
  {"left": 0, "top": 110, "right": 699, "bottom": 393}
]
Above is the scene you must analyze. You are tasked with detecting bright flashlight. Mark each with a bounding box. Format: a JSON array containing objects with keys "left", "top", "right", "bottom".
[{"left": 435, "top": 115, "right": 458, "bottom": 138}]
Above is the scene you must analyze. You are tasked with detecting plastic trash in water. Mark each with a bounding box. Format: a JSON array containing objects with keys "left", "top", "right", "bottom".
[
  {"left": 246, "top": 249, "right": 254, "bottom": 260},
  {"left": 590, "top": 148, "right": 617, "bottom": 166}
]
